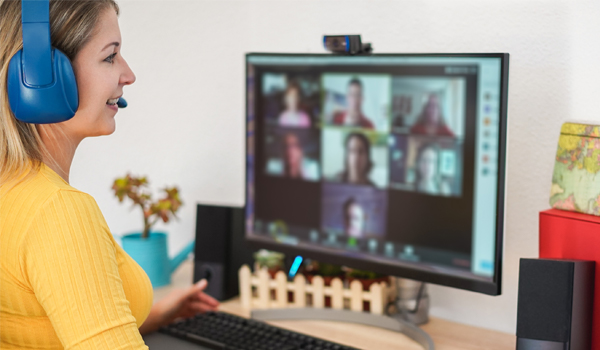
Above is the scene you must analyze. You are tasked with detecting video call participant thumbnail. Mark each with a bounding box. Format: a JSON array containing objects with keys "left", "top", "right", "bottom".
[
  {"left": 321, "top": 183, "right": 388, "bottom": 240},
  {"left": 414, "top": 142, "right": 449, "bottom": 195},
  {"left": 390, "top": 76, "right": 466, "bottom": 138},
  {"left": 336, "top": 132, "right": 375, "bottom": 186},
  {"left": 331, "top": 78, "right": 375, "bottom": 129},
  {"left": 322, "top": 74, "right": 391, "bottom": 132},
  {"left": 322, "top": 130, "right": 389, "bottom": 188},
  {"left": 389, "top": 135, "right": 463, "bottom": 197},
  {"left": 343, "top": 197, "right": 366, "bottom": 238},
  {"left": 264, "top": 128, "right": 320, "bottom": 181},
  {"left": 410, "top": 95, "right": 455, "bottom": 137},
  {"left": 278, "top": 81, "right": 311, "bottom": 128},
  {"left": 261, "top": 73, "right": 319, "bottom": 128}
]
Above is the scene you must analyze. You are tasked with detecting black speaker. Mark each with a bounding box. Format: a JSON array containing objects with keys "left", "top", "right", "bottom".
[
  {"left": 516, "top": 258, "right": 595, "bottom": 350},
  {"left": 193, "top": 204, "right": 254, "bottom": 301}
]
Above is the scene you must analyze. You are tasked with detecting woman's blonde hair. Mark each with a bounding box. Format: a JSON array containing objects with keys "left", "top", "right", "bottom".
[{"left": 0, "top": 0, "right": 119, "bottom": 185}]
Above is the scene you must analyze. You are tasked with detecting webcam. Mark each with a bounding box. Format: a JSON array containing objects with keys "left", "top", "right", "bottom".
[{"left": 323, "top": 35, "right": 372, "bottom": 55}]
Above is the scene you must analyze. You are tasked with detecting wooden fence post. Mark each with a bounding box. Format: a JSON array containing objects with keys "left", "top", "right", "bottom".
[
  {"left": 350, "top": 280, "right": 363, "bottom": 312},
  {"left": 275, "top": 271, "right": 288, "bottom": 308},
  {"left": 239, "top": 265, "right": 252, "bottom": 309},
  {"left": 294, "top": 274, "right": 306, "bottom": 308},
  {"left": 370, "top": 283, "right": 383, "bottom": 315},
  {"left": 331, "top": 278, "right": 343, "bottom": 310},
  {"left": 257, "top": 268, "right": 270, "bottom": 308},
  {"left": 312, "top": 276, "right": 324, "bottom": 308}
]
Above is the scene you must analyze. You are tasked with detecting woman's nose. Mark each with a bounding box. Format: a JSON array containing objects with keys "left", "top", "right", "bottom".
[{"left": 120, "top": 58, "right": 136, "bottom": 86}]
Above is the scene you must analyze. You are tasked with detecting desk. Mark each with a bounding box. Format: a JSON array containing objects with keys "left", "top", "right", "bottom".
[{"left": 152, "top": 259, "right": 515, "bottom": 350}]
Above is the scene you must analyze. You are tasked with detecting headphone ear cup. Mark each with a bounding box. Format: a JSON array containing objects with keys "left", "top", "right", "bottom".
[{"left": 7, "top": 48, "right": 78, "bottom": 124}]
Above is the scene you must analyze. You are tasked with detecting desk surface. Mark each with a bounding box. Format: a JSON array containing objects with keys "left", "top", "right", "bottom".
[{"left": 153, "top": 259, "right": 515, "bottom": 350}]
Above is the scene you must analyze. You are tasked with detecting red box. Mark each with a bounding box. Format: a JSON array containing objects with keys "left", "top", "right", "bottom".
[{"left": 540, "top": 209, "right": 600, "bottom": 348}]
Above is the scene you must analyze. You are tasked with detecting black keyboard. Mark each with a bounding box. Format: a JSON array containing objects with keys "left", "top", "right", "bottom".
[{"left": 159, "top": 311, "right": 359, "bottom": 350}]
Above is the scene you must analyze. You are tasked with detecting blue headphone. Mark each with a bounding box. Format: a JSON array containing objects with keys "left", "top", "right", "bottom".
[{"left": 7, "top": 0, "right": 126, "bottom": 125}]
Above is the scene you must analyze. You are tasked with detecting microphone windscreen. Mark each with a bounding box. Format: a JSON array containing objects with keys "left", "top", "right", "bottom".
[{"left": 117, "top": 97, "right": 127, "bottom": 108}]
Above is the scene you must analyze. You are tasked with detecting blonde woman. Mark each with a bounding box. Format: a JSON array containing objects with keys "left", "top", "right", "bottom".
[{"left": 0, "top": 1, "right": 218, "bottom": 348}]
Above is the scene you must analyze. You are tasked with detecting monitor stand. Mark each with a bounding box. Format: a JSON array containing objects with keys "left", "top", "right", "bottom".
[{"left": 250, "top": 283, "right": 435, "bottom": 350}]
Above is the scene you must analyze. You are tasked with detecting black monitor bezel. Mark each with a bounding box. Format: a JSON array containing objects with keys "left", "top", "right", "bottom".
[{"left": 244, "top": 52, "right": 508, "bottom": 296}]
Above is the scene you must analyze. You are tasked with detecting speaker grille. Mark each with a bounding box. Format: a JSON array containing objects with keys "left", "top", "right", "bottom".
[
  {"left": 516, "top": 259, "right": 574, "bottom": 342},
  {"left": 195, "top": 205, "right": 230, "bottom": 263}
]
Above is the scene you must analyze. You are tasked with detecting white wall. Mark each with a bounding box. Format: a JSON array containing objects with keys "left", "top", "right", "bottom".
[{"left": 69, "top": 0, "right": 600, "bottom": 335}]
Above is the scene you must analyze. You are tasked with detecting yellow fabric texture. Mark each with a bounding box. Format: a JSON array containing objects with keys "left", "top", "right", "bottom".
[{"left": 0, "top": 164, "right": 153, "bottom": 349}]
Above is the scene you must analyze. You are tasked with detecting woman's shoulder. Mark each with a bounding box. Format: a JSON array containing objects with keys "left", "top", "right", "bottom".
[
  {"left": 1, "top": 164, "right": 101, "bottom": 233},
  {"left": 3, "top": 162, "right": 76, "bottom": 191},
  {"left": 4, "top": 164, "right": 90, "bottom": 203},
  {"left": 32, "top": 165, "right": 101, "bottom": 217},
  {"left": 1, "top": 165, "right": 108, "bottom": 266}
]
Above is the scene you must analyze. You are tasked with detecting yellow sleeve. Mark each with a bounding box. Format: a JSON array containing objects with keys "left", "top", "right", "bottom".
[{"left": 22, "top": 190, "right": 148, "bottom": 350}]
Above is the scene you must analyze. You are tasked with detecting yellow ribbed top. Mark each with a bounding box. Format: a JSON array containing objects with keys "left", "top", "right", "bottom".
[{"left": 0, "top": 164, "right": 152, "bottom": 349}]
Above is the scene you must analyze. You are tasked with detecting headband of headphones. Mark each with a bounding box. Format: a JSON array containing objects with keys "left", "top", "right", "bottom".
[{"left": 7, "top": 0, "right": 79, "bottom": 124}]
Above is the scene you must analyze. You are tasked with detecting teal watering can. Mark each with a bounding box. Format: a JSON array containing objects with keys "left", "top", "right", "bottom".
[{"left": 121, "top": 232, "right": 195, "bottom": 288}]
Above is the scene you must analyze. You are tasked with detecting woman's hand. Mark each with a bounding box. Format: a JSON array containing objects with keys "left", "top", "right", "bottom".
[{"left": 139, "top": 279, "right": 219, "bottom": 335}]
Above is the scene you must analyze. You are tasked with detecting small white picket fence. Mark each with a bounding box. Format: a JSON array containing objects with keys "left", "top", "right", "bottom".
[{"left": 238, "top": 265, "right": 395, "bottom": 315}]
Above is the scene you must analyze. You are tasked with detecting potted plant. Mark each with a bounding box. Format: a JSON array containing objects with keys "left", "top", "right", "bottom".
[
  {"left": 304, "top": 261, "right": 344, "bottom": 286},
  {"left": 253, "top": 249, "right": 291, "bottom": 301},
  {"left": 112, "top": 174, "right": 194, "bottom": 288},
  {"left": 346, "top": 268, "right": 390, "bottom": 291},
  {"left": 253, "top": 249, "right": 285, "bottom": 278}
]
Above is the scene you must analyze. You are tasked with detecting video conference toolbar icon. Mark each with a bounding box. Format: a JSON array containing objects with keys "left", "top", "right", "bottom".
[
  {"left": 346, "top": 237, "right": 360, "bottom": 251},
  {"left": 399, "top": 245, "right": 419, "bottom": 262},
  {"left": 310, "top": 229, "right": 319, "bottom": 243},
  {"left": 385, "top": 242, "right": 394, "bottom": 257},
  {"left": 368, "top": 239, "right": 378, "bottom": 253},
  {"left": 328, "top": 233, "right": 337, "bottom": 245}
]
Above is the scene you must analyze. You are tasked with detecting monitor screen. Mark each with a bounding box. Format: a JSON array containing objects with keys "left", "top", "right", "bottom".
[{"left": 245, "top": 53, "right": 508, "bottom": 295}]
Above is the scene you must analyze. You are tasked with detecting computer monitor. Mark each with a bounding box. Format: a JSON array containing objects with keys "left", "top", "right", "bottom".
[{"left": 244, "top": 53, "right": 508, "bottom": 296}]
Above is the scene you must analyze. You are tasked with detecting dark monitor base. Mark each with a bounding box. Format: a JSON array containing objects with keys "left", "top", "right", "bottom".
[{"left": 251, "top": 308, "right": 435, "bottom": 350}]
